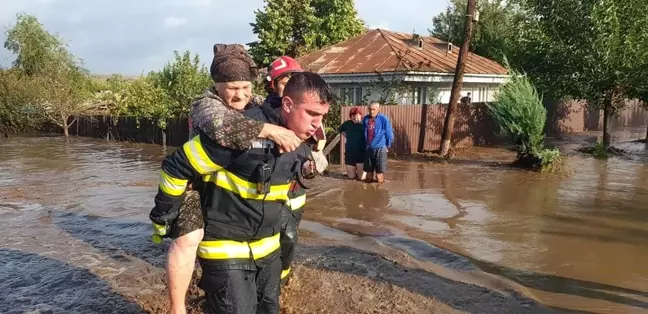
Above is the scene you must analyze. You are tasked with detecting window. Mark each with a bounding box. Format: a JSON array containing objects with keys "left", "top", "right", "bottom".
[
  {"left": 338, "top": 87, "right": 363, "bottom": 104},
  {"left": 403, "top": 87, "right": 424, "bottom": 104}
]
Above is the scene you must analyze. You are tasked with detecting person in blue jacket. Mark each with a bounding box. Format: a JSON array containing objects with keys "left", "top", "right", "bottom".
[{"left": 362, "top": 101, "right": 393, "bottom": 184}]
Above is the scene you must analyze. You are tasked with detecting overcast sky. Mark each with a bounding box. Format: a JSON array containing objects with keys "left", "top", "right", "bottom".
[{"left": 0, "top": 0, "right": 447, "bottom": 76}]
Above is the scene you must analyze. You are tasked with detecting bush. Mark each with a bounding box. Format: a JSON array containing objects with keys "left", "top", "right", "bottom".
[{"left": 487, "top": 60, "right": 561, "bottom": 170}]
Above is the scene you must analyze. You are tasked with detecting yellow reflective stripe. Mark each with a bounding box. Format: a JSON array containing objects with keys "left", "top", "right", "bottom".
[
  {"left": 183, "top": 136, "right": 222, "bottom": 174},
  {"left": 152, "top": 223, "right": 168, "bottom": 236},
  {"left": 159, "top": 170, "right": 187, "bottom": 196},
  {"left": 281, "top": 267, "right": 291, "bottom": 279},
  {"left": 286, "top": 194, "right": 306, "bottom": 211},
  {"left": 198, "top": 233, "right": 281, "bottom": 260},
  {"left": 204, "top": 171, "right": 291, "bottom": 201}
]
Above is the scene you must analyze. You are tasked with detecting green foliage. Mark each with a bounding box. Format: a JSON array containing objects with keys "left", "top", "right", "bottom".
[
  {"left": 94, "top": 74, "right": 174, "bottom": 129},
  {"left": 93, "top": 50, "right": 211, "bottom": 128},
  {"left": 4, "top": 13, "right": 72, "bottom": 76},
  {"left": 324, "top": 98, "right": 342, "bottom": 134},
  {"left": 487, "top": 60, "right": 560, "bottom": 169},
  {"left": 430, "top": 0, "right": 527, "bottom": 64},
  {"left": 514, "top": 0, "right": 648, "bottom": 146},
  {"left": 0, "top": 69, "right": 46, "bottom": 132},
  {"left": 310, "top": 0, "right": 366, "bottom": 48},
  {"left": 248, "top": 0, "right": 364, "bottom": 67},
  {"left": 3, "top": 13, "right": 94, "bottom": 136},
  {"left": 592, "top": 141, "right": 608, "bottom": 159},
  {"left": 147, "top": 50, "right": 212, "bottom": 117}
]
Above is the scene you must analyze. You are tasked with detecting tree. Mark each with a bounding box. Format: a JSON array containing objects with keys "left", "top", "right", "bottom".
[
  {"left": 310, "top": 0, "right": 365, "bottom": 48},
  {"left": 439, "top": 0, "right": 478, "bottom": 157},
  {"left": 248, "top": 0, "right": 364, "bottom": 67},
  {"left": 3, "top": 13, "right": 93, "bottom": 137},
  {"left": 487, "top": 60, "right": 560, "bottom": 170},
  {"left": 37, "top": 63, "right": 94, "bottom": 137},
  {"left": 430, "top": 0, "right": 527, "bottom": 64},
  {"left": 0, "top": 69, "right": 45, "bottom": 133},
  {"left": 517, "top": 0, "right": 648, "bottom": 148},
  {"left": 4, "top": 13, "right": 71, "bottom": 76},
  {"left": 147, "top": 50, "right": 212, "bottom": 117}
]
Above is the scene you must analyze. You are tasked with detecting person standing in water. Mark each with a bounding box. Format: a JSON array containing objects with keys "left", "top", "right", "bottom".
[
  {"left": 339, "top": 107, "right": 366, "bottom": 179},
  {"left": 362, "top": 102, "right": 393, "bottom": 184}
]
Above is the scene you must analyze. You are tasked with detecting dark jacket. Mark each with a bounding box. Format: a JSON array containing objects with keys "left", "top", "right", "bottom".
[{"left": 151, "top": 104, "right": 310, "bottom": 270}]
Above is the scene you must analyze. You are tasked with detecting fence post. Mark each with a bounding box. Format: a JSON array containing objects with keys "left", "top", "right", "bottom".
[{"left": 417, "top": 104, "right": 429, "bottom": 152}]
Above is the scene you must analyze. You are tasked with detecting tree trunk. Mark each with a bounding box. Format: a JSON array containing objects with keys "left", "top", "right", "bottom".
[
  {"left": 645, "top": 123, "right": 648, "bottom": 142},
  {"left": 62, "top": 115, "right": 69, "bottom": 137},
  {"left": 602, "top": 96, "right": 612, "bottom": 147},
  {"left": 162, "top": 129, "right": 167, "bottom": 151},
  {"left": 439, "top": 0, "right": 478, "bottom": 157}
]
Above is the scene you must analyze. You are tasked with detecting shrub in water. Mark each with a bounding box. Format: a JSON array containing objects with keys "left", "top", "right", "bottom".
[{"left": 487, "top": 60, "right": 561, "bottom": 170}]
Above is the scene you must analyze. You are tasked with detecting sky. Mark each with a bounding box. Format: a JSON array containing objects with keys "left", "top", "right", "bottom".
[{"left": 0, "top": 0, "right": 448, "bottom": 76}]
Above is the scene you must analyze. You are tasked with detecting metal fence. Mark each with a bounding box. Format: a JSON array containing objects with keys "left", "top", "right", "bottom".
[
  {"left": 61, "top": 100, "right": 647, "bottom": 163},
  {"left": 339, "top": 100, "right": 648, "bottom": 159}
]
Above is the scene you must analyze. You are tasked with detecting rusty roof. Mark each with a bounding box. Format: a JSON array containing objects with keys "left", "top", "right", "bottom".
[{"left": 297, "top": 29, "right": 507, "bottom": 76}]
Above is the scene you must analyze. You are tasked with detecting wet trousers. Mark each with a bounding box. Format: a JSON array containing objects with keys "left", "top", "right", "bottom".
[
  {"left": 280, "top": 207, "right": 303, "bottom": 283},
  {"left": 199, "top": 255, "right": 282, "bottom": 314}
]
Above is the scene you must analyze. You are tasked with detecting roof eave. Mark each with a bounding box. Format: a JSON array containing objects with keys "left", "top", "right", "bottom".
[{"left": 319, "top": 71, "right": 509, "bottom": 84}]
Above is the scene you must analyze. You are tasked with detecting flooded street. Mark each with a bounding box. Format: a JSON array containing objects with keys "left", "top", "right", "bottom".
[{"left": 2, "top": 135, "right": 648, "bottom": 313}]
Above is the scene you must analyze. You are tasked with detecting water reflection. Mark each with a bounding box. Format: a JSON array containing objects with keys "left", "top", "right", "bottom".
[{"left": 310, "top": 152, "right": 648, "bottom": 312}]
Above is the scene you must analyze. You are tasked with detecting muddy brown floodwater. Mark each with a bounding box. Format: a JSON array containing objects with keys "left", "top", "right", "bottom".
[{"left": 1, "top": 135, "right": 648, "bottom": 314}]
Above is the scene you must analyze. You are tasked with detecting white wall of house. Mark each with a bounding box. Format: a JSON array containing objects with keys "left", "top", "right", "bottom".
[{"left": 333, "top": 82, "right": 500, "bottom": 105}]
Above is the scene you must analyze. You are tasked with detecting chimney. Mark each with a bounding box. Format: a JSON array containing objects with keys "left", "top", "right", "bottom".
[
  {"left": 447, "top": 43, "right": 453, "bottom": 53},
  {"left": 418, "top": 39, "right": 423, "bottom": 49}
]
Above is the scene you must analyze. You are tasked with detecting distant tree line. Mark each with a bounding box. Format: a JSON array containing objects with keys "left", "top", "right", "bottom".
[
  {"left": 3, "top": 0, "right": 647, "bottom": 148},
  {"left": 0, "top": 1, "right": 365, "bottom": 136}
]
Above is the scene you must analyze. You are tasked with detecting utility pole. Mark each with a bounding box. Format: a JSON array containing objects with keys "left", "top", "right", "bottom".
[{"left": 439, "top": 0, "right": 478, "bottom": 157}]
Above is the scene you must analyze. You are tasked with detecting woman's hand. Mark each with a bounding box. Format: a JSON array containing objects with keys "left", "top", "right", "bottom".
[{"left": 260, "top": 123, "right": 302, "bottom": 153}]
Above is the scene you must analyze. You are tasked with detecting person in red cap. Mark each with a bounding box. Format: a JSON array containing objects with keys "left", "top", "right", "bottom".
[
  {"left": 264, "top": 56, "right": 304, "bottom": 107},
  {"left": 339, "top": 107, "right": 366, "bottom": 179}
]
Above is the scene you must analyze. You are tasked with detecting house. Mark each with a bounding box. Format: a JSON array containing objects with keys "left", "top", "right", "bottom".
[{"left": 297, "top": 29, "right": 508, "bottom": 105}]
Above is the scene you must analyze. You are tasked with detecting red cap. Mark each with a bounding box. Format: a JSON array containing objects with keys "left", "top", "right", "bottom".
[
  {"left": 267, "top": 56, "right": 303, "bottom": 88},
  {"left": 349, "top": 107, "right": 362, "bottom": 117}
]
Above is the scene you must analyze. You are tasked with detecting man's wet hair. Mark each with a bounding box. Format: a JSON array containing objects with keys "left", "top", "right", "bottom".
[{"left": 283, "top": 72, "right": 333, "bottom": 105}]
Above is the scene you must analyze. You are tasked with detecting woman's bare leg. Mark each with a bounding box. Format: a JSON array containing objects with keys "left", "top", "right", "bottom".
[
  {"left": 167, "top": 228, "right": 203, "bottom": 314},
  {"left": 345, "top": 165, "right": 357, "bottom": 179},
  {"left": 355, "top": 163, "right": 364, "bottom": 179}
]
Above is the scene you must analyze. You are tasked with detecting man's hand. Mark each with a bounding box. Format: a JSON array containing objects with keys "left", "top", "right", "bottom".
[{"left": 261, "top": 124, "right": 302, "bottom": 153}]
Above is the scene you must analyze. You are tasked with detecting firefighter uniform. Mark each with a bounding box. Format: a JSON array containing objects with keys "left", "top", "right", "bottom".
[
  {"left": 280, "top": 182, "right": 305, "bottom": 283},
  {"left": 150, "top": 104, "right": 311, "bottom": 314}
]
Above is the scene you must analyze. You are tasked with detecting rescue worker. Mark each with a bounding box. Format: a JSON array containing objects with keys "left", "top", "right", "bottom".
[
  {"left": 266, "top": 56, "right": 304, "bottom": 285},
  {"left": 264, "top": 56, "right": 326, "bottom": 284},
  {"left": 151, "top": 72, "right": 333, "bottom": 313},
  {"left": 161, "top": 44, "right": 303, "bottom": 314}
]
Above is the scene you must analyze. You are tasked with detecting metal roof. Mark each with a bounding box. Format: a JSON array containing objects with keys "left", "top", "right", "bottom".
[{"left": 297, "top": 29, "right": 508, "bottom": 76}]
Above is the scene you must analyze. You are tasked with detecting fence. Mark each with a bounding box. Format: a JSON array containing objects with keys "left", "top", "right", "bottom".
[
  {"left": 61, "top": 100, "right": 647, "bottom": 163},
  {"left": 339, "top": 100, "right": 648, "bottom": 160},
  {"left": 70, "top": 116, "right": 190, "bottom": 147}
]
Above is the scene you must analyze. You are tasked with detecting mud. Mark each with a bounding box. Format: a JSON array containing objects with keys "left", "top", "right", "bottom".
[{"left": 2, "top": 134, "right": 648, "bottom": 313}]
